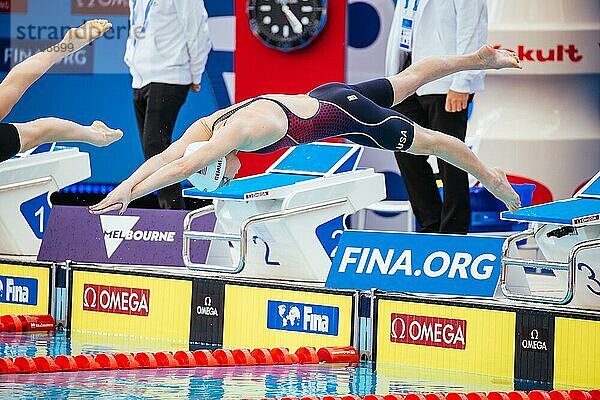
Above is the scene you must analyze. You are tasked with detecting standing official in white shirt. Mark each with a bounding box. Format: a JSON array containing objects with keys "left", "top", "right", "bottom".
[
  {"left": 385, "top": 0, "right": 487, "bottom": 234},
  {"left": 125, "top": 0, "right": 211, "bottom": 209}
]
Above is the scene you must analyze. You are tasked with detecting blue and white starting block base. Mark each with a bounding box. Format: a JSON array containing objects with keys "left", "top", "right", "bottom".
[
  {"left": 501, "top": 170, "right": 600, "bottom": 310},
  {"left": 182, "top": 143, "right": 385, "bottom": 282},
  {"left": 0, "top": 144, "right": 91, "bottom": 255}
]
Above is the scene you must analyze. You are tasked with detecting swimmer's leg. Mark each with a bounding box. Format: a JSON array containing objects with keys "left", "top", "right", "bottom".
[
  {"left": 13, "top": 118, "right": 122, "bottom": 152},
  {"left": 406, "top": 123, "right": 521, "bottom": 212},
  {"left": 0, "top": 20, "right": 111, "bottom": 120},
  {"left": 387, "top": 45, "right": 521, "bottom": 106}
]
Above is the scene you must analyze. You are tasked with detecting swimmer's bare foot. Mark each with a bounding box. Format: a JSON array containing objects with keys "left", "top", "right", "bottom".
[
  {"left": 486, "top": 167, "right": 521, "bottom": 212},
  {"left": 476, "top": 44, "right": 521, "bottom": 70},
  {"left": 90, "top": 121, "right": 123, "bottom": 147},
  {"left": 61, "top": 19, "right": 112, "bottom": 53}
]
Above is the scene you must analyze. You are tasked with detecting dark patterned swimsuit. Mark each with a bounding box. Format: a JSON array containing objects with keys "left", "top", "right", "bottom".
[{"left": 211, "top": 78, "right": 415, "bottom": 154}]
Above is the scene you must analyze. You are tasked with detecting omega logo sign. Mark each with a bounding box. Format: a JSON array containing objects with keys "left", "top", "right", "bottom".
[
  {"left": 196, "top": 296, "right": 219, "bottom": 317},
  {"left": 83, "top": 284, "right": 149, "bottom": 316},
  {"left": 390, "top": 313, "right": 466, "bottom": 350},
  {"left": 521, "top": 328, "right": 548, "bottom": 351}
]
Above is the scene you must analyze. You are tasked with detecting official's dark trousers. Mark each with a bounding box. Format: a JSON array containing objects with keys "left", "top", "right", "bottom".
[
  {"left": 134, "top": 82, "right": 189, "bottom": 209},
  {"left": 393, "top": 91, "right": 473, "bottom": 234}
]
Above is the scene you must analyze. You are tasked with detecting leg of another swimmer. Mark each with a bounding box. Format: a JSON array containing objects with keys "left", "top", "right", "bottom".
[
  {"left": 387, "top": 45, "right": 521, "bottom": 106},
  {"left": 406, "top": 124, "right": 521, "bottom": 212},
  {"left": 0, "top": 20, "right": 111, "bottom": 120},
  {"left": 0, "top": 51, "right": 66, "bottom": 120},
  {"left": 13, "top": 118, "right": 123, "bottom": 152}
]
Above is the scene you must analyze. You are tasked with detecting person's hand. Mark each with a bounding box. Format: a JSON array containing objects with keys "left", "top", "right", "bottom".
[
  {"left": 445, "top": 90, "right": 469, "bottom": 113},
  {"left": 89, "top": 184, "right": 133, "bottom": 215},
  {"left": 190, "top": 83, "right": 201, "bottom": 92}
]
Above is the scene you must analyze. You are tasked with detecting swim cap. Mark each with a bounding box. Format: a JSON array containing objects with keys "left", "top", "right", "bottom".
[{"left": 184, "top": 142, "right": 227, "bottom": 192}]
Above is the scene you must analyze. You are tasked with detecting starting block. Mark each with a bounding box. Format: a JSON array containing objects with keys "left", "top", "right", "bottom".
[
  {"left": 500, "top": 170, "right": 600, "bottom": 309},
  {"left": 0, "top": 144, "right": 91, "bottom": 255},
  {"left": 182, "top": 143, "right": 385, "bottom": 282}
]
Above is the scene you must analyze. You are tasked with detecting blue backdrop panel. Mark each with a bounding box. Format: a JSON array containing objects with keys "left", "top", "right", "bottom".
[
  {"left": 1, "top": 72, "right": 217, "bottom": 183},
  {"left": 0, "top": 0, "right": 232, "bottom": 185}
]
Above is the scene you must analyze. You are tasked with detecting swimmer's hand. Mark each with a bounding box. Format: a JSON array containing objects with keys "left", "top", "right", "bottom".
[
  {"left": 486, "top": 167, "right": 522, "bottom": 213},
  {"left": 89, "top": 184, "right": 132, "bottom": 215}
]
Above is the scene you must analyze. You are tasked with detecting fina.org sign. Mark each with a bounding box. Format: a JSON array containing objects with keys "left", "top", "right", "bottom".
[
  {"left": 326, "top": 231, "right": 505, "bottom": 297},
  {"left": 83, "top": 284, "right": 149, "bottom": 316}
]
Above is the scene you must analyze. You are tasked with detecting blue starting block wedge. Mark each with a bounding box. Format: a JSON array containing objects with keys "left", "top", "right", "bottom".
[
  {"left": 498, "top": 169, "right": 600, "bottom": 309},
  {"left": 576, "top": 169, "right": 600, "bottom": 199},
  {"left": 501, "top": 198, "right": 600, "bottom": 227},
  {"left": 267, "top": 143, "right": 362, "bottom": 176},
  {"left": 183, "top": 143, "right": 364, "bottom": 201},
  {"left": 184, "top": 173, "right": 317, "bottom": 200},
  {"left": 181, "top": 143, "right": 386, "bottom": 283}
]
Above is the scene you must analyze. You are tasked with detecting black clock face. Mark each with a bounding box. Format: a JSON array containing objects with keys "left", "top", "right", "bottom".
[{"left": 247, "top": 0, "right": 327, "bottom": 52}]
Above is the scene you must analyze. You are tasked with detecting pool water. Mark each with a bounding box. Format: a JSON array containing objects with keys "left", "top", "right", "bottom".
[{"left": 0, "top": 330, "right": 513, "bottom": 399}]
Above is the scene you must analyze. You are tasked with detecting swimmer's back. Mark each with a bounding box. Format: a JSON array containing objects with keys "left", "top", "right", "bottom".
[{"left": 202, "top": 94, "right": 317, "bottom": 134}]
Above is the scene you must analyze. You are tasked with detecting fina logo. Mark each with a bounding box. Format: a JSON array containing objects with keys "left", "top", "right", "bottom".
[
  {"left": 100, "top": 215, "right": 176, "bottom": 258},
  {"left": 0, "top": 276, "right": 38, "bottom": 306},
  {"left": 267, "top": 300, "right": 339, "bottom": 336},
  {"left": 278, "top": 304, "right": 301, "bottom": 327}
]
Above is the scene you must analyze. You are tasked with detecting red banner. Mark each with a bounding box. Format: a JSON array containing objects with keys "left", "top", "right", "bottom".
[
  {"left": 233, "top": 0, "right": 347, "bottom": 178},
  {"left": 83, "top": 284, "right": 150, "bottom": 316},
  {"left": 234, "top": 0, "right": 346, "bottom": 100},
  {"left": 71, "top": 0, "right": 129, "bottom": 16},
  {"left": 390, "top": 313, "right": 467, "bottom": 350},
  {"left": 0, "top": 0, "right": 28, "bottom": 13}
]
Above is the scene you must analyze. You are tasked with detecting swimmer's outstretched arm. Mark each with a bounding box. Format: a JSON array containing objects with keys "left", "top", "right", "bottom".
[
  {"left": 114, "top": 127, "right": 203, "bottom": 192},
  {"left": 90, "top": 119, "right": 249, "bottom": 214},
  {"left": 407, "top": 124, "right": 521, "bottom": 212},
  {"left": 0, "top": 20, "right": 111, "bottom": 120},
  {"left": 387, "top": 45, "right": 521, "bottom": 106},
  {"left": 88, "top": 119, "right": 214, "bottom": 214}
]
